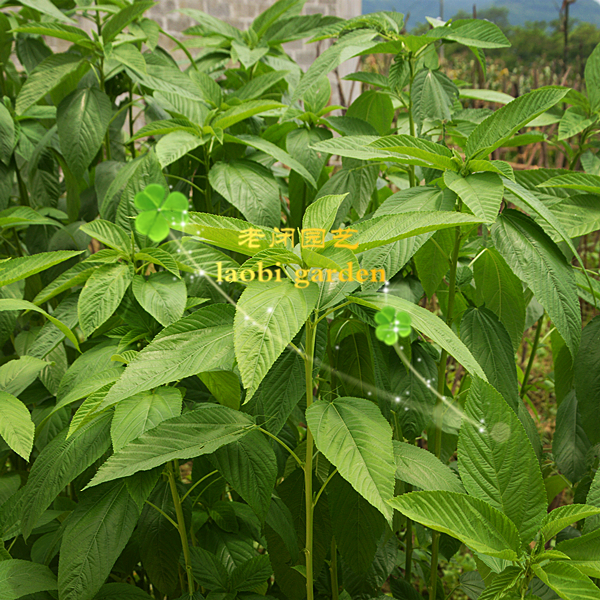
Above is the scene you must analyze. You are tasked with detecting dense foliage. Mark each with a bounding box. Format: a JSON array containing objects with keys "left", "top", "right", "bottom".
[{"left": 0, "top": 1, "right": 600, "bottom": 600}]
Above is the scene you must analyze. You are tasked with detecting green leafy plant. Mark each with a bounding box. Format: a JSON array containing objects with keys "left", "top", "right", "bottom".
[{"left": 0, "top": 1, "right": 599, "bottom": 600}]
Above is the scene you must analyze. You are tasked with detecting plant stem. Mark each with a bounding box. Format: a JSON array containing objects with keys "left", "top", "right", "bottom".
[
  {"left": 303, "top": 316, "right": 317, "bottom": 600},
  {"left": 520, "top": 314, "right": 544, "bottom": 399},
  {"left": 166, "top": 462, "right": 195, "bottom": 595},
  {"left": 404, "top": 483, "right": 413, "bottom": 582},
  {"left": 330, "top": 536, "right": 339, "bottom": 600},
  {"left": 204, "top": 144, "right": 212, "bottom": 214},
  {"left": 430, "top": 224, "right": 461, "bottom": 600}
]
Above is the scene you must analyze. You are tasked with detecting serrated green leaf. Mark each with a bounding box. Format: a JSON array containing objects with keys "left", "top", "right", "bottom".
[
  {"left": 58, "top": 481, "right": 139, "bottom": 600},
  {"left": 533, "top": 561, "right": 600, "bottom": 600},
  {"left": 388, "top": 490, "right": 521, "bottom": 560},
  {"left": 57, "top": 88, "right": 112, "bottom": 179},
  {"left": 16, "top": 53, "right": 86, "bottom": 115},
  {"left": 0, "top": 392, "right": 34, "bottom": 460},
  {"left": 0, "top": 251, "right": 83, "bottom": 286},
  {"left": 352, "top": 211, "right": 483, "bottom": 252},
  {"left": 351, "top": 293, "right": 487, "bottom": 381},
  {"left": 0, "top": 355, "right": 47, "bottom": 397},
  {"left": 132, "top": 272, "right": 186, "bottom": 327},
  {"left": 111, "top": 387, "right": 182, "bottom": 452},
  {"left": 459, "top": 378, "right": 546, "bottom": 545},
  {"left": 461, "top": 308, "right": 520, "bottom": 412},
  {"left": 444, "top": 171, "right": 503, "bottom": 223},
  {"left": 98, "top": 304, "right": 235, "bottom": 410},
  {"left": 234, "top": 280, "right": 318, "bottom": 398},
  {"left": 393, "top": 441, "right": 464, "bottom": 493},
  {"left": 466, "top": 87, "right": 569, "bottom": 158},
  {"left": 78, "top": 263, "right": 133, "bottom": 337},
  {"left": 210, "top": 429, "right": 277, "bottom": 520},
  {"left": 19, "top": 413, "right": 112, "bottom": 539},
  {"left": 79, "top": 220, "right": 131, "bottom": 254},
  {"left": 87, "top": 404, "right": 256, "bottom": 487},
  {"left": 491, "top": 210, "right": 580, "bottom": 359},
  {"left": 306, "top": 396, "right": 395, "bottom": 523},
  {"left": 0, "top": 559, "right": 58, "bottom": 600},
  {"left": 540, "top": 505, "right": 600, "bottom": 543},
  {"left": 209, "top": 159, "right": 281, "bottom": 228}
]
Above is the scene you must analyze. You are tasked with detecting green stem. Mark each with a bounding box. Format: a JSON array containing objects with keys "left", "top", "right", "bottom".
[
  {"left": 303, "top": 316, "right": 318, "bottom": 600},
  {"left": 404, "top": 483, "right": 413, "bottom": 582},
  {"left": 430, "top": 223, "right": 461, "bottom": 600},
  {"left": 259, "top": 427, "right": 303, "bottom": 468},
  {"left": 314, "top": 468, "right": 338, "bottom": 508},
  {"left": 330, "top": 536, "right": 339, "bottom": 600},
  {"left": 166, "top": 462, "right": 195, "bottom": 595},
  {"left": 180, "top": 469, "right": 219, "bottom": 503},
  {"left": 520, "top": 314, "right": 544, "bottom": 399},
  {"left": 407, "top": 57, "right": 417, "bottom": 188},
  {"left": 14, "top": 162, "right": 30, "bottom": 207},
  {"left": 203, "top": 144, "right": 212, "bottom": 213},
  {"left": 129, "top": 84, "right": 136, "bottom": 159}
]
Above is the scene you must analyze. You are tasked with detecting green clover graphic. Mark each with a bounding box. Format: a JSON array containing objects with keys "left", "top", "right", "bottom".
[
  {"left": 134, "top": 184, "right": 189, "bottom": 243},
  {"left": 374, "top": 306, "right": 411, "bottom": 346}
]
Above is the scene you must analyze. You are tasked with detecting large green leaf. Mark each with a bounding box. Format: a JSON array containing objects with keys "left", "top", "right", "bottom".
[
  {"left": 213, "top": 100, "right": 284, "bottom": 130},
  {"left": 327, "top": 473, "right": 386, "bottom": 574},
  {"left": 0, "top": 392, "right": 34, "bottom": 460},
  {"left": 79, "top": 220, "right": 132, "bottom": 255},
  {"left": 91, "top": 583, "right": 154, "bottom": 600},
  {"left": 155, "top": 131, "right": 206, "bottom": 168},
  {"left": 101, "top": 1, "right": 155, "bottom": 43},
  {"left": 461, "top": 308, "right": 520, "bottom": 412},
  {"left": 0, "top": 104, "right": 14, "bottom": 166},
  {"left": 98, "top": 304, "right": 235, "bottom": 410},
  {"left": 0, "top": 560, "right": 58, "bottom": 600},
  {"left": 303, "top": 194, "right": 348, "bottom": 232},
  {"left": 111, "top": 387, "right": 183, "bottom": 452},
  {"left": 351, "top": 293, "right": 487, "bottom": 380},
  {"left": 538, "top": 172, "right": 600, "bottom": 195},
  {"left": 390, "top": 341, "right": 437, "bottom": 441},
  {"left": 473, "top": 248, "right": 526, "bottom": 351},
  {"left": 541, "top": 505, "right": 600, "bottom": 543},
  {"left": 466, "top": 87, "right": 569, "bottom": 158},
  {"left": 432, "top": 18, "right": 510, "bottom": 48},
  {"left": 224, "top": 133, "right": 317, "bottom": 188},
  {"left": 176, "top": 212, "right": 274, "bottom": 256},
  {"left": 444, "top": 171, "right": 503, "bottom": 223},
  {"left": 58, "top": 482, "right": 139, "bottom": 600},
  {"left": 0, "top": 355, "right": 47, "bottom": 396},
  {"left": 414, "top": 228, "right": 454, "bottom": 298},
  {"left": 388, "top": 491, "right": 522, "bottom": 560},
  {"left": 532, "top": 561, "right": 600, "bottom": 600},
  {"left": 132, "top": 272, "right": 186, "bottom": 327},
  {"left": 352, "top": 211, "right": 483, "bottom": 252},
  {"left": 0, "top": 206, "right": 60, "bottom": 229},
  {"left": 306, "top": 396, "right": 395, "bottom": 523},
  {"left": 78, "top": 263, "right": 133, "bottom": 336},
  {"left": 87, "top": 404, "right": 256, "bottom": 487},
  {"left": 491, "top": 210, "right": 580, "bottom": 359},
  {"left": 393, "top": 441, "right": 464, "bottom": 493},
  {"left": 210, "top": 429, "right": 277, "bottom": 520},
  {"left": 574, "top": 315, "right": 600, "bottom": 444},
  {"left": 0, "top": 251, "right": 83, "bottom": 286},
  {"left": 138, "top": 480, "right": 187, "bottom": 596},
  {"left": 16, "top": 53, "right": 86, "bottom": 115},
  {"left": 459, "top": 378, "right": 546, "bottom": 545},
  {"left": 209, "top": 160, "right": 281, "bottom": 228},
  {"left": 57, "top": 88, "right": 112, "bottom": 179},
  {"left": 585, "top": 471, "right": 600, "bottom": 534},
  {"left": 411, "top": 69, "right": 457, "bottom": 124},
  {"left": 234, "top": 280, "right": 318, "bottom": 398},
  {"left": 288, "top": 30, "right": 377, "bottom": 106},
  {"left": 19, "top": 413, "right": 112, "bottom": 539},
  {"left": 346, "top": 90, "right": 394, "bottom": 135},
  {"left": 556, "top": 528, "right": 600, "bottom": 577},
  {"left": 586, "top": 42, "right": 600, "bottom": 112},
  {"left": 0, "top": 299, "right": 79, "bottom": 350},
  {"left": 553, "top": 390, "right": 591, "bottom": 483}
]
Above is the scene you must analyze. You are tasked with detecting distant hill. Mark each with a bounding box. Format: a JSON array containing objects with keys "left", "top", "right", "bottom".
[{"left": 363, "top": 0, "right": 600, "bottom": 27}]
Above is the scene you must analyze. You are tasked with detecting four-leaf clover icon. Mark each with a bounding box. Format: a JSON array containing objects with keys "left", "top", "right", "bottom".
[
  {"left": 374, "top": 306, "right": 411, "bottom": 346},
  {"left": 134, "top": 184, "right": 189, "bottom": 243}
]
